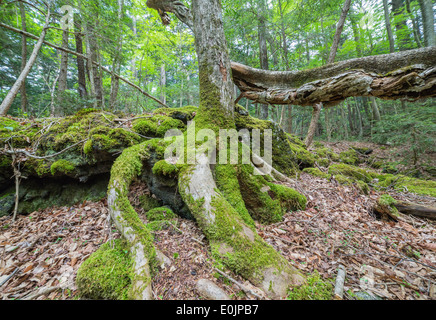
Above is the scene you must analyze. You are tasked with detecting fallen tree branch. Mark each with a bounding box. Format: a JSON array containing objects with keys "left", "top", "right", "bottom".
[
  {"left": 213, "top": 268, "right": 266, "bottom": 300},
  {"left": 22, "top": 286, "right": 61, "bottom": 300}
]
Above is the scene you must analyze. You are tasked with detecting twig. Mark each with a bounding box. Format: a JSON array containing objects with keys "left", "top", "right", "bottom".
[
  {"left": 22, "top": 286, "right": 61, "bottom": 300},
  {"left": 213, "top": 268, "right": 265, "bottom": 300},
  {"left": 0, "top": 267, "right": 20, "bottom": 288}
]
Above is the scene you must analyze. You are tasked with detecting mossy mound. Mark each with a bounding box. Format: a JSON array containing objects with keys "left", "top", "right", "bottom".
[
  {"left": 328, "top": 164, "right": 377, "bottom": 183},
  {"left": 76, "top": 239, "right": 133, "bottom": 300},
  {"left": 287, "top": 271, "right": 333, "bottom": 300},
  {"left": 339, "top": 149, "right": 360, "bottom": 165},
  {"left": 132, "top": 115, "right": 185, "bottom": 138},
  {"left": 146, "top": 206, "right": 176, "bottom": 222},
  {"left": 153, "top": 105, "right": 198, "bottom": 123},
  {"left": 303, "top": 167, "right": 331, "bottom": 180}
]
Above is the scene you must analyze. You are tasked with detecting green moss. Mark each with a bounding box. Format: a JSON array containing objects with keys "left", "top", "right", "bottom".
[
  {"left": 152, "top": 160, "right": 180, "bottom": 178},
  {"left": 215, "top": 164, "right": 255, "bottom": 228},
  {"left": 153, "top": 106, "right": 198, "bottom": 123},
  {"left": 76, "top": 239, "right": 133, "bottom": 300},
  {"left": 237, "top": 164, "right": 306, "bottom": 224},
  {"left": 132, "top": 115, "right": 185, "bottom": 138},
  {"left": 286, "top": 271, "right": 333, "bottom": 300},
  {"left": 146, "top": 206, "right": 176, "bottom": 222},
  {"left": 378, "top": 175, "right": 436, "bottom": 197},
  {"left": 379, "top": 194, "right": 397, "bottom": 206},
  {"left": 328, "top": 164, "right": 377, "bottom": 183},
  {"left": 303, "top": 167, "right": 331, "bottom": 179},
  {"left": 314, "top": 147, "right": 340, "bottom": 162},
  {"left": 339, "top": 149, "right": 360, "bottom": 165},
  {"left": 50, "top": 159, "right": 75, "bottom": 175},
  {"left": 139, "top": 194, "right": 161, "bottom": 212}
]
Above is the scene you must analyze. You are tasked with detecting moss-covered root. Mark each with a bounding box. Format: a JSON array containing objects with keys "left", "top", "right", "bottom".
[
  {"left": 178, "top": 157, "right": 305, "bottom": 298},
  {"left": 107, "top": 142, "right": 156, "bottom": 300}
]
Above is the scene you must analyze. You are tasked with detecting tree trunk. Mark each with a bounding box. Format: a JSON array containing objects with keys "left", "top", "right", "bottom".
[
  {"left": 86, "top": 22, "right": 103, "bottom": 107},
  {"left": 418, "top": 0, "right": 436, "bottom": 47},
  {"left": 258, "top": 0, "right": 269, "bottom": 120},
  {"left": 75, "top": 18, "right": 88, "bottom": 99},
  {"left": 327, "top": 0, "right": 352, "bottom": 64},
  {"left": 286, "top": 105, "right": 292, "bottom": 134},
  {"left": 110, "top": 0, "right": 124, "bottom": 110},
  {"left": 0, "top": 8, "right": 51, "bottom": 116},
  {"left": 19, "top": 2, "right": 28, "bottom": 113},
  {"left": 383, "top": 0, "right": 396, "bottom": 53},
  {"left": 349, "top": 8, "right": 362, "bottom": 57},
  {"left": 304, "top": 103, "right": 322, "bottom": 147},
  {"left": 370, "top": 97, "right": 381, "bottom": 122},
  {"left": 405, "top": 0, "right": 423, "bottom": 47},
  {"left": 159, "top": 63, "right": 166, "bottom": 105},
  {"left": 56, "top": 29, "right": 69, "bottom": 115}
]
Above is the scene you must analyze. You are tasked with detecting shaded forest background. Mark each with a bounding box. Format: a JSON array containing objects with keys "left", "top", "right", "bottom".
[{"left": 0, "top": 0, "right": 435, "bottom": 168}]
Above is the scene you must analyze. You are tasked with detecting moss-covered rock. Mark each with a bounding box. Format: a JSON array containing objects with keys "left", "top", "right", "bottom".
[
  {"left": 328, "top": 164, "right": 377, "bottom": 183},
  {"left": 76, "top": 239, "right": 133, "bottom": 300}
]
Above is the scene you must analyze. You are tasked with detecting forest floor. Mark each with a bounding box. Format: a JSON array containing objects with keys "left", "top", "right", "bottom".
[{"left": 0, "top": 142, "right": 435, "bottom": 300}]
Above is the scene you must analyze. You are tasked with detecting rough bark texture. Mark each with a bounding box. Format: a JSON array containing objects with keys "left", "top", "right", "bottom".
[
  {"left": 304, "top": 103, "right": 322, "bottom": 147},
  {"left": 75, "top": 18, "right": 88, "bottom": 98},
  {"left": 19, "top": 2, "right": 28, "bottom": 113},
  {"left": 232, "top": 46, "right": 436, "bottom": 107}
]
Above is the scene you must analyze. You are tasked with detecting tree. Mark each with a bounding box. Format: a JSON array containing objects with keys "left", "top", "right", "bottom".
[
  {"left": 418, "top": 0, "right": 436, "bottom": 47},
  {"left": 19, "top": 1, "right": 28, "bottom": 113},
  {"left": 0, "top": 6, "right": 51, "bottom": 116}
]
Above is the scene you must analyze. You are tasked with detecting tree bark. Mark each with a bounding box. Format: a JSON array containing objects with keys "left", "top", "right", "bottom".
[
  {"left": 74, "top": 17, "right": 88, "bottom": 99},
  {"left": 0, "top": 8, "right": 51, "bottom": 116},
  {"left": 257, "top": 0, "right": 269, "bottom": 120},
  {"left": 19, "top": 2, "right": 28, "bottom": 113},
  {"left": 159, "top": 63, "right": 166, "bottom": 105},
  {"left": 304, "top": 103, "right": 322, "bottom": 147},
  {"left": 56, "top": 29, "right": 69, "bottom": 115},
  {"left": 231, "top": 46, "right": 436, "bottom": 107},
  {"left": 327, "top": 0, "right": 352, "bottom": 64},
  {"left": 418, "top": 0, "right": 436, "bottom": 47},
  {"left": 383, "top": 0, "right": 396, "bottom": 53},
  {"left": 110, "top": 0, "right": 124, "bottom": 110}
]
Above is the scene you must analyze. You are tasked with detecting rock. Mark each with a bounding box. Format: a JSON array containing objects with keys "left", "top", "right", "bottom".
[
  {"left": 195, "top": 279, "right": 231, "bottom": 300},
  {"left": 155, "top": 249, "right": 172, "bottom": 269},
  {"left": 354, "top": 291, "right": 383, "bottom": 300}
]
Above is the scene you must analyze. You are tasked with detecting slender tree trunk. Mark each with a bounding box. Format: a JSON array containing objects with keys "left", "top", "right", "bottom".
[
  {"left": 56, "top": 29, "right": 69, "bottom": 115},
  {"left": 257, "top": 0, "right": 269, "bottom": 120},
  {"left": 328, "top": 0, "right": 352, "bottom": 64},
  {"left": 418, "top": 0, "right": 436, "bottom": 47},
  {"left": 370, "top": 97, "right": 381, "bottom": 122},
  {"left": 325, "top": 108, "right": 331, "bottom": 142},
  {"left": 19, "top": 2, "right": 27, "bottom": 113},
  {"left": 0, "top": 8, "right": 51, "bottom": 116},
  {"left": 75, "top": 18, "right": 88, "bottom": 99},
  {"left": 383, "top": 0, "right": 396, "bottom": 53},
  {"left": 340, "top": 105, "right": 349, "bottom": 139},
  {"left": 405, "top": 0, "right": 423, "bottom": 47},
  {"left": 86, "top": 22, "right": 103, "bottom": 107},
  {"left": 286, "top": 105, "right": 292, "bottom": 134},
  {"left": 304, "top": 103, "right": 322, "bottom": 147},
  {"left": 110, "top": 0, "right": 124, "bottom": 110},
  {"left": 159, "top": 63, "right": 166, "bottom": 105}
]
